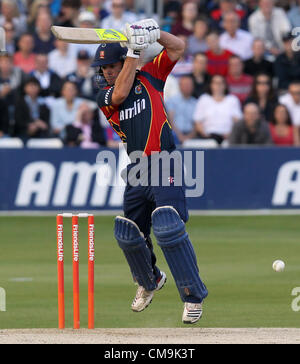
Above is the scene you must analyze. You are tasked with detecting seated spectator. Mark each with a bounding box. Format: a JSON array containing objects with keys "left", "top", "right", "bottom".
[
  {"left": 288, "top": 0, "right": 300, "bottom": 28},
  {"left": 219, "top": 11, "right": 254, "bottom": 61},
  {"left": 0, "top": 0, "right": 27, "bottom": 37},
  {"left": 166, "top": 75, "right": 197, "bottom": 144},
  {"left": 3, "top": 21, "right": 17, "bottom": 55},
  {"left": 32, "top": 9, "right": 56, "bottom": 54},
  {"left": 171, "top": 35, "right": 193, "bottom": 78},
  {"left": 65, "top": 50, "right": 98, "bottom": 101},
  {"left": 13, "top": 77, "right": 50, "bottom": 140},
  {"left": 210, "top": 0, "right": 248, "bottom": 31},
  {"left": 69, "top": 11, "right": 100, "bottom": 59},
  {"left": 226, "top": 55, "right": 253, "bottom": 103},
  {"left": 50, "top": 80, "right": 85, "bottom": 138},
  {"left": 0, "top": 54, "right": 26, "bottom": 119},
  {"left": 190, "top": 52, "right": 211, "bottom": 98},
  {"left": 194, "top": 74, "right": 242, "bottom": 144},
  {"left": 186, "top": 16, "right": 209, "bottom": 56},
  {"left": 161, "top": 0, "right": 181, "bottom": 33},
  {"left": 0, "top": 98, "right": 10, "bottom": 137},
  {"left": 244, "top": 72, "right": 278, "bottom": 122},
  {"left": 13, "top": 33, "right": 37, "bottom": 74},
  {"left": 229, "top": 103, "right": 272, "bottom": 145},
  {"left": 274, "top": 33, "right": 300, "bottom": 92},
  {"left": 101, "top": 0, "right": 137, "bottom": 31},
  {"left": 205, "top": 31, "right": 233, "bottom": 77},
  {"left": 48, "top": 39, "right": 77, "bottom": 79},
  {"left": 83, "top": 0, "right": 109, "bottom": 22},
  {"left": 244, "top": 38, "right": 274, "bottom": 77},
  {"left": 269, "top": 104, "right": 297, "bottom": 146},
  {"left": 55, "top": 0, "right": 81, "bottom": 28},
  {"left": 30, "top": 53, "right": 63, "bottom": 98},
  {"left": 27, "top": 0, "right": 51, "bottom": 32},
  {"left": 279, "top": 81, "right": 300, "bottom": 141},
  {"left": 171, "top": 1, "right": 198, "bottom": 37},
  {"left": 65, "top": 102, "right": 106, "bottom": 148},
  {"left": 248, "top": 0, "right": 291, "bottom": 57}
]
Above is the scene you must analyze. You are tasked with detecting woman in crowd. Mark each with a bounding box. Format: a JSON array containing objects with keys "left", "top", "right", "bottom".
[
  {"left": 269, "top": 104, "right": 297, "bottom": 146},
  {"left": 244, "top": 72, "right": 278, "bottom": 122},
  {"left": 193, "top": 74, "right": 242, "bottom": 144}
]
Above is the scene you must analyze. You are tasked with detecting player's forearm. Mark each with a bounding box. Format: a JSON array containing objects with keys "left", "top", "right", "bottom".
[
  {"left": 158, "top": 31, "right": 185, "bottom": 62},
  {"left": 112, "top": 57, "right": 139, "bottom": 105}
]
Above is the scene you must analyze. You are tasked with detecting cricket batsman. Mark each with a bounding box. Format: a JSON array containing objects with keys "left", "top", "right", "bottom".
[{"left": 92, "top": 19, "right": 208, "bottom": 324}]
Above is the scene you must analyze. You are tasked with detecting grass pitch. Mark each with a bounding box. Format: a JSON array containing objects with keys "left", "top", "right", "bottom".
[{"left": 0, "top": 215, "right": 299, "bottom": 329}]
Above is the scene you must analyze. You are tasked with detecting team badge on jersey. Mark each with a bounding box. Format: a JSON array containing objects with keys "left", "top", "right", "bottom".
[{"left": 135, "top": 84, "right": 142, "bottom": 95}]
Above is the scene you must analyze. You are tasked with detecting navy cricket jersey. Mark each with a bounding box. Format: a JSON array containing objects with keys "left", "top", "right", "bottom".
[{"left": 97, "top": 50, "right": 177, "bottom": 156}]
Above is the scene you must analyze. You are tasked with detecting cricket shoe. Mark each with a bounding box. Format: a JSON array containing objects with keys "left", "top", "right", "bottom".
[
  {"left": 131, "top": 271, "right": 167, "bottom": 312},
  {"left": 182, "top": 302, "right": 203, "bottom": 324}
]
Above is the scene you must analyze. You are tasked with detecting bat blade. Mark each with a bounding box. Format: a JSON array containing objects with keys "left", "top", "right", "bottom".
[{"left": 51, "top": 26, "right": 128, "bottom": 44}]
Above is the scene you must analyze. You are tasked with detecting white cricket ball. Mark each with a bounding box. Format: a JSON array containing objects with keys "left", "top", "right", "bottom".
[{"left": 272, "top": 260, "right": 285, "bottom": 272}]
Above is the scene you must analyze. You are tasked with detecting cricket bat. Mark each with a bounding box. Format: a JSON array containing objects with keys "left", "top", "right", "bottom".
[{"left": 51, "top": 26, "right": 128, "bottom": 44}]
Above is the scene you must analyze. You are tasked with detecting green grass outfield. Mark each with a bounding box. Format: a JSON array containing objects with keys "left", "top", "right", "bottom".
[{"left": 0, "top": 215, "right": 299, "bottom": 329}]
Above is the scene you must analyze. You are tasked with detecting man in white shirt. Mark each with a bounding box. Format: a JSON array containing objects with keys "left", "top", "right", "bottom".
[
  {"left": 48, "top": 39, "right": 77, "bottom": 79},
  {"left": 101, "top": 0, "right": 138, "bottom": 31},
  {"left": 219, "top": 11, "right": 253, "bottom": 61},
  {"left": 248, "top": 0, "right": 291, "bottom": 56},
  {"left": 279, "top": 81, "right": 300, "bottom": 144}
]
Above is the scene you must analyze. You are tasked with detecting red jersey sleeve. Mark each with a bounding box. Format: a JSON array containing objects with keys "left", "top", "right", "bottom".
[{"left": 141, "top": 49, "right": 177, "bottom": 82}]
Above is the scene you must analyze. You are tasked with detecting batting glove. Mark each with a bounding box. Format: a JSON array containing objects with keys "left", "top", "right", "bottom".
[
  {"left": 121, "top": 23, "right": 150, "bottom": 58},
  {"left": 134, "top": 18, "right": 160, "bottom": 44}
]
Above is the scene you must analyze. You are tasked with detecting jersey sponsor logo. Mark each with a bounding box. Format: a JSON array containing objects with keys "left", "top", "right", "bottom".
[{"left": 119, "top": 98, "right": 146, "bottom": 121}]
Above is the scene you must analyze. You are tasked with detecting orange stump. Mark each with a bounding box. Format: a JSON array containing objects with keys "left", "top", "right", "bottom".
[
  {"left": 88, "top": 215, "right": 95, "bottom": 329},
  {"left": 72, "top": 215, "right": 80, "bottom": 329},
  {"left": 56, "top": 215, "right": 65, "bottom": 329}
]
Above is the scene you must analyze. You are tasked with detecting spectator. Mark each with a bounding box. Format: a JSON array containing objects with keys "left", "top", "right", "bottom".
[
  {"left": 161, "top": 0, "right": 181, "bottom": 33},
  {"left": 219, "top": 11, "right": 254, "bottom": 61},
  {"left": 171, "top": 1, "right": 198, "bottom": 37},
  {"left": 205, "top": 31, "right": 233, "bottom": 76},
  {"left": 226, "top": 55, "right": 253, "bottom": 103},
  {"left": 210, "top": 0, "right": 248, "bottom": 31},
  {"left": 0, "top": 54, "right": 26, "bottom": 117},
  {"left": 56, "top": 0, "right": 81, "bottom": 28},
  {"left": 269, "top": 104, "right": 297, "bottom": 146},
  {"left": 244, "top": 72, "right": 278, "bottom": 122},
  {"left": 186, "top": 16, "right": 209, "bottom": 55},
  {"left": 13, "top": 33, "right": 36, "bottom": 74},
  {"left": 65, "top": 102, "right": 106, "bottom": 148},
  {"left": 101, "top": 0, "right": 137, "bottom": 31},
  {"left": 69, "top": 11, "right": 99, "bottom": 59},
  {"left": 48, "top": 39, "right": 77, "bottom": 78},
  {"left": 288, "top": 0, "right": 300, "bottom": 28},
  {"left": 0, "top": 98, "right": 10, "bottom": 137},
  {"left": 50, "top": 80, "right": 85, "bottom": 138},
  {"left": 229, "top": 103, "right": 273, "bottom": 145},
  {"left": 248, "top": 0, "right": 291, "bottom": 56},
  {"left": 0, "top": 0, "right": 27, "bottom": 37},
  {"left": 279, "top": 81, "right": 300, "bottom": 141},
  {"left": 27, "top": 0, "right": 51, "bottom": 32},
  {"left": 244, "top": 38, "right": 274, "bottom": 77},
  {"left": 166, "top": 75, "right": 197, "bottom": 144},
  {"left": 30, "top": 53, "right": 63, "bottom": 98},
  {"left": 84, "top": 0, "right": 110, "bottom": 22},
  {"left": 171, "top": 35, "right": 193, "bottom": 77},
  {"left": 274, "top": 33, "right": 300, "bottom": 92},
  {"left": 32, "top": 10, "right": 56, "bottom": 54},
  {"left": 190, "top": 52, "right": 211, "bottom": 98},
  {"left": 13, "top": 77, "right": 50, "bottom": 140},
  {"left": 66, "top": 50, "right": 98, "bottom": 101},
  {"left": 3, "top": 22, "right": 17, "bottom": 55},
  {"left": 194, "top": 74, "right": 242, "bottom": 144}
]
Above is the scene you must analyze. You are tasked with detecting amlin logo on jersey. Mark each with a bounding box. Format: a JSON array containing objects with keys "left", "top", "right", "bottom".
[{"left": 119, "top": 99, "right": 146, "bottom": 121}]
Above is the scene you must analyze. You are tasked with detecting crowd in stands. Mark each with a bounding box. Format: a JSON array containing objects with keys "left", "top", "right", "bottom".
[{"left": 0, "top": 0, "right": 300, "bottom": 148}]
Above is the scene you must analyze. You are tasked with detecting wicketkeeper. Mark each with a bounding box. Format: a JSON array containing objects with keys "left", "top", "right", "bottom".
[{"left": 92, "top": 19, "right": 208, "bottom": 324}]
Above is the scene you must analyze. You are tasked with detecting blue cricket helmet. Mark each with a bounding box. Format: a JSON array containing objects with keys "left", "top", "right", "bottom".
[{"left": 91, "top": 43, "right": 127, "bottom": 67}]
